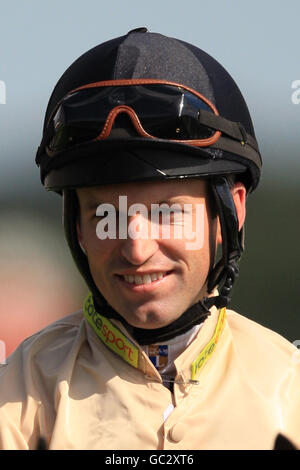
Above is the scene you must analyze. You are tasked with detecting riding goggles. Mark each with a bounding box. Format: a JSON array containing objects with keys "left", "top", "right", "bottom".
[{"left": 37, "top": 79, "right": 259, "bottom": 161}]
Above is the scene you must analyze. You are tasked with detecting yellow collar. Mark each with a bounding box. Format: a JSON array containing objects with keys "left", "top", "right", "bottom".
[{"left": 83, "top": 292, "right": 226, "bottom": 381}]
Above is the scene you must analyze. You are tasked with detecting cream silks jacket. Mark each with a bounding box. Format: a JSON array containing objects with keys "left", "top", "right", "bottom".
[{"left": 0, "top": 293, "right": 299, "bottom": 450}]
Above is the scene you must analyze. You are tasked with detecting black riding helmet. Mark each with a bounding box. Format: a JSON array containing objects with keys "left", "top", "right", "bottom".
[{"left": 36, "top": 28, "right": 262, "bottom": 344}]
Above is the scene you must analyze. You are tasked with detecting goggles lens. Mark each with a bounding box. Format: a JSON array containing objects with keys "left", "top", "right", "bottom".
[{"left": 47, "top": 83, "right": 220, "bottom": 154}]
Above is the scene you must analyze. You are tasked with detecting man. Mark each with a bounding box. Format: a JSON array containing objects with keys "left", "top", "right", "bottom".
[{"left": 0, "top": 28, "right": 299, "bottom": 450}]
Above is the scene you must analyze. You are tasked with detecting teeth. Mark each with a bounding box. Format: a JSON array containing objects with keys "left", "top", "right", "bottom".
[
  {"left": 135, "top": 275, "right": 143, "bottom": 285},
  {"left": 123, "top": 272, "right": 166, "bottom": 285},
  {"left": 143, "top": 274, "right": 152, "bottom": 284}
]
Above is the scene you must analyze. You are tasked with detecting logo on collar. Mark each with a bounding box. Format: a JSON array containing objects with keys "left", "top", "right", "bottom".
[
  {"left": 83, "top": 293, "right": 139, "bottom": 368},
  {"left": 148, "top": 344, "right": 168, "bottom": 371},
  {"left": 191, "top": 307, "right": 226, "bottom": 380}
]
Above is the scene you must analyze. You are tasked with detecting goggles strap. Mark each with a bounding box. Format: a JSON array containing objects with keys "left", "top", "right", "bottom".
[{"left": 198, "top": 111, "right": 259, "bottom": 152}]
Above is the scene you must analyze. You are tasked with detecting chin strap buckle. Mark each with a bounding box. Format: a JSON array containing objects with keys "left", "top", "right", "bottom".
[{"left": 215, "top": 261, "right": 239, "bottom": 308}]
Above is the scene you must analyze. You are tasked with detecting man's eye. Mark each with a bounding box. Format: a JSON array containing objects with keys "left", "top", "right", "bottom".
[{"left": 158, "top": 210, "right": 183, "bottom": 224}]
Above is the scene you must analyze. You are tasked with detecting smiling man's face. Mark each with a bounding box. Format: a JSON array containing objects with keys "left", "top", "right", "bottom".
[{"left": 76, "top": 178, "right": 220, "bottom": 329}]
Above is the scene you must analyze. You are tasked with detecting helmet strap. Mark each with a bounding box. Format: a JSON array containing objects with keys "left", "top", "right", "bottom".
[{"left": 205, "top": 176, "right": 244, "bottom": 308}]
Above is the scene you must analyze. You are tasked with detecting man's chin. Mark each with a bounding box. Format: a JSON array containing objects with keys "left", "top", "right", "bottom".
[{"left": 115, "top": 304, "right": 184, "bottom": 330}]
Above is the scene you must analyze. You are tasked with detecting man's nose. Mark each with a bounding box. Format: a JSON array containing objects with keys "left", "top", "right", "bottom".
[{"left": 120, "top": 214, "right": 158, "bottom": 265}]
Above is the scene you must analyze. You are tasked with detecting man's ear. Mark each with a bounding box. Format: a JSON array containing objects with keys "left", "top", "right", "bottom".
[{"left": 217, "top": 182, "right": 246, "bottom": 245}]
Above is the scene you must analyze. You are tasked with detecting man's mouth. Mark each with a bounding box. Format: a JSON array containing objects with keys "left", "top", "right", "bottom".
[{"left": 117, "top": 271, "right": 172, "bottom": 286}]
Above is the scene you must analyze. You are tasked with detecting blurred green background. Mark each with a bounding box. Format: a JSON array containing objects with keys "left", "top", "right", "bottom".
[
  {"left": 232, "top": 182, "right": 299, "bottom": 341},
  {"left": 0, "top": 0, "right": 299, "bottom": 353}
]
